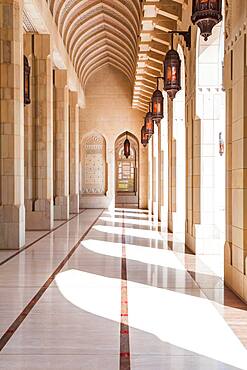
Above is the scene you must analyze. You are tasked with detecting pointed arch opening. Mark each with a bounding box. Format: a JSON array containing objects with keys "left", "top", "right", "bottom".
[{"left": 115, "top": 132, "right": 139, "bottom": 208}]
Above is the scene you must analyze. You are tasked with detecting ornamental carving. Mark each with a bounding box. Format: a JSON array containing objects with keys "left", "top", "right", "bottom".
[{"left": 80, "top": 134, "right": 106, "bottom": 195}]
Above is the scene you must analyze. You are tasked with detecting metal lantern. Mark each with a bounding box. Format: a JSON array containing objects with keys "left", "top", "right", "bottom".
[
  {"left": 152, "top": 78, "right": 164, "bottom": 123},
  {"left": 164, "top": 47, "right": 181, "bottom": 101},
  {"left": 145, "top": 103, "right": 154, "bottom": 135},
  {"left": 24, "top": 55, "right": 31, "bottom": 106},
  {"left": 191, "top": 0, "right": 222, "bottom": 41},
  {"left": 124, "top": 132, "right": 130, "bottom": 158},
  {"left": 141, "top": 125, "right": 149, "bottom": 147}
]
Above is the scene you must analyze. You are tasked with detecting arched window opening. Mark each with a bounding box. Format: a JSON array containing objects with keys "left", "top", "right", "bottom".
[
  {"left": 117, "top": 146, "right": 136, "bottom": 193},
  {"left": 115, "top": 132, "right": 139, "bottom": 208}
]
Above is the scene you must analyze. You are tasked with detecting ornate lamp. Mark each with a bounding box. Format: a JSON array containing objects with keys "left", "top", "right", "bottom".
[
  {"left": 141, "top": 125, "right": 149, "bottom": 147},
  {"left": 164, "top": 34, "right": 181, "bottom": 101},
  {"left": 152, "top": 77, "right": 164, "bottom": 124},
  {"left": 145, "top": 102, "right": 154, "bottom": 135},
  {"left": 192, "top": 0, "right": 222, "bottom": 41},
  {"left": 24, "top": 55, "right": 31, "bottom": 106},
  {"left": 163, "top": 28, "right": 190, "bottom": 101},
  {"left": 124, "top": 132, "right": 130, "bottom": 158}
]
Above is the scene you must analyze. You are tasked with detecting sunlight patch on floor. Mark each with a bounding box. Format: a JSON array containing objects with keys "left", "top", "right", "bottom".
[
  {"left": 82, "top": 239, "right": 186, "bottom": 271},
  {"left": 93, "top": 225, "right": 164, "bottom": 240},
  {"left": 55, "top": 269, "right": 247, "bottom": 369}
]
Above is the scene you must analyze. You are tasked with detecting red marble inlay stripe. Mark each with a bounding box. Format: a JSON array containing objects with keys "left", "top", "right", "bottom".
[
  {"left": 121, "top": 330, "right": 129, "bottom": 335},
  {"left": 0, "top": 210, "right": 104, "bottom": 352},
  {"left": 0, "top": 209, "right": 87, "bottom": 267},
  {"left": 119, "top": 210, "right": 131, "bottom": 370},
  {"left": 120, "top": 352, "right": 130, "bottom": 358}
]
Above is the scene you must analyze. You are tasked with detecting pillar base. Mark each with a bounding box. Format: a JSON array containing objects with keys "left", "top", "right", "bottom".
[
  {"left": 0, "top": 205, "right": 25, "bottom": 250},
  {"left": 26, "top": 199, "right": 54, "bottom": 230},
  {"left": 224, "top": 243, "right": 247, "bottom": 303},
  {"left": 70, "top": 194, "right": 79, "bottom": 214},
  {"left": 185, "top": 232, "right": 196, "bottom": 254},
  {"left": 168, "top": 211, "right": 173, "bottom": 233},
  {"left": 54, "top": 195, "right": 70, "bottom": 220}
]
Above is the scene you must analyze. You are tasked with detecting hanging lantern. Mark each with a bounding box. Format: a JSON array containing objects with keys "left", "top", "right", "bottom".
[
  {"left": 164, "top": 48, "right": 181, "bottom": 101},
  {"left": 152, "top": 78, "right": 164, "bottom": 123},
  {"left": 145, "top": 102, "right": 154, "bottom": 135},
  {"left": 124, "top": 132, "right": 130, "bottom": 158},
  {"left": 141, "top": 125, "right": 149, "bottom": 147},
  {"left": 24, "top": 55, "right": 31, "bottom": 106},
  {"left": 163, "top": 33, "right": 181, "bottom": 101},
  {"left": 191, "top": 0, "right": 222, "bottom": 41}
]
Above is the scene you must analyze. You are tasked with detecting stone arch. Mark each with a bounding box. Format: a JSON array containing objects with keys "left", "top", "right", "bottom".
[{"left": 115, "top": 131, "right": 139, "bottom": 208}]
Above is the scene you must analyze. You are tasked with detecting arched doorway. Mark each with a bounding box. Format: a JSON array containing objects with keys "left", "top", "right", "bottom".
[
  {"left": 196, "top": 22, "right": 225, "bottom": 277},
  {"left": 172, "top": 44, "right": 186, "bottom": 239},
  {"left": 115, "top": 132, "right": 139, "bottom": 208}
]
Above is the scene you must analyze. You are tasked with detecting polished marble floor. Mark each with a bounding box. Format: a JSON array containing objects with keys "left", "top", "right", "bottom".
[{"left": 0, "top": 208, "right": 247, "bottom": 369}]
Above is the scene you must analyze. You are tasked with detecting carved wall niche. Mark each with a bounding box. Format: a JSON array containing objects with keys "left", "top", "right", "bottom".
[{"left": 80, "top": 133, "right": 106, "bottom": 194}]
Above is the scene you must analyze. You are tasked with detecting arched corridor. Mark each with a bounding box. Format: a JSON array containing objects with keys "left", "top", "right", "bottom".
[{"left": 0, "top": 0, "right": 247, "bottom": 369}]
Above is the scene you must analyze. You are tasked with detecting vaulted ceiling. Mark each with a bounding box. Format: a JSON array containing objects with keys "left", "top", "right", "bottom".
[
  {"left": 49, "top": 0, "right": 142, "bottom": 88},
  {"left": 46, "top": 0, "right": 185, "bottom": 111}
]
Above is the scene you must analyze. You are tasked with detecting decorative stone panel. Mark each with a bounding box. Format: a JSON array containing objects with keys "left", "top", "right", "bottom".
[{"left": 80, "top": 134, "right": 106, "bottom": 194}]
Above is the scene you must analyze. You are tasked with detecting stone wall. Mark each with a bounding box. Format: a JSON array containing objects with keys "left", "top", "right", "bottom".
[
  {"left": 80, "top": 65, "right": 148, "bottom": 210},
  {"left": 223, "top": 0, "right": 247, "bottom": 301}
]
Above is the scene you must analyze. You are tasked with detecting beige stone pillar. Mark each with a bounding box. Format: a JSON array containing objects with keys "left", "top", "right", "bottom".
[
  {"left": 0, "top": 0, "right": 25, "bottom": 249},
  {"left": 158, "top": 122, "right": 163, "bottom": 221},
  {"left": 168, "top": 101, "right": 174, "bottom": 231},
  {"left": 184, "top": 98, "right": 201, "bottom": 253},
  {"left": 24, "top": 34, "right": 35, "bottom": 219},
  {"left": 26, "top": 34, "right": 54, "bottom": 230},
  {"left": 69, "top": 91, "right": 79, "bottom": 214},
  {"left": 152, "top": 125, "right": 158, "bottom": 219},
  {"left": 139, "top": 142, "right": 148, "bottom": 209},
  {"left": 224, "top": 35, "right": 247, "bottom": 302},
  {"left": 54, "top": 70, "right": 69, "bottom": 220},
  {"left": 171, "top": 138, "right": 176, "bottom": 223},
  {"left": 148, "top": 136, "right": 153, "bottom": 212},
  {"left": 160, "top": 94, "right": 169, "bottom": 223}
]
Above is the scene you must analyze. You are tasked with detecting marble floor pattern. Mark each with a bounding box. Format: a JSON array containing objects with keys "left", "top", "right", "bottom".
[{"left": 0, "top": 208, "right": 247, "bottom": 369}]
